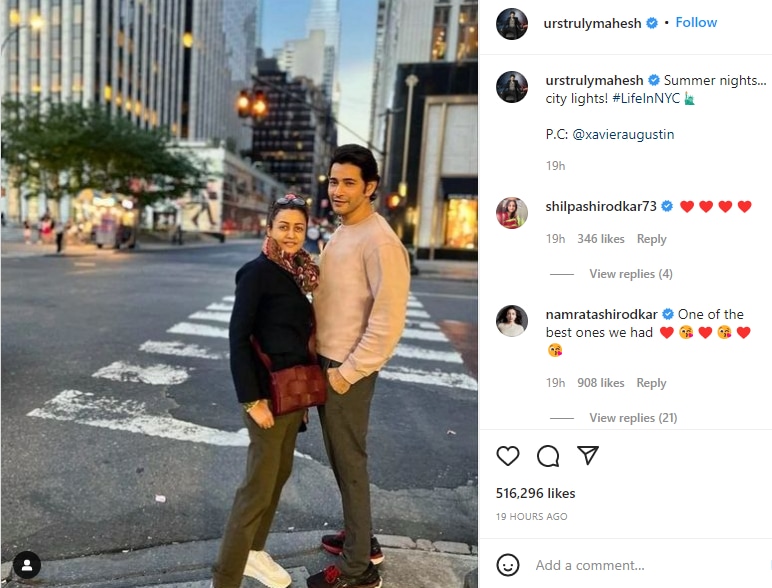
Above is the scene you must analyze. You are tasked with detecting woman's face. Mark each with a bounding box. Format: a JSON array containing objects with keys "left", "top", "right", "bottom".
[
  {"left": 267, "top": 209, "right": 307, "bottom": 255},
  {"left": 506, "top": 200, "right": 517, "bottom": 213},
  {"left": 506, "top": 308, "right": 517, "bottom": 323}
]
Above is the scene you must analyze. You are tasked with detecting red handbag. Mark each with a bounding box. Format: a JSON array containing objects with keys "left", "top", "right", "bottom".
[{"left": 250, "top": 330, "right": 327, "bottom": 416}]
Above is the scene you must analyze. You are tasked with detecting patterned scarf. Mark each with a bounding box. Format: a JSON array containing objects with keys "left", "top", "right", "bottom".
[{"left": 262, "top": 237, "right": 320, "bottom": 294}]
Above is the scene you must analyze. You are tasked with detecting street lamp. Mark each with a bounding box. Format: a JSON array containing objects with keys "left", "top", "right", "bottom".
[{"left": 1, "top": 14, "right": 44, "bottom": 54}]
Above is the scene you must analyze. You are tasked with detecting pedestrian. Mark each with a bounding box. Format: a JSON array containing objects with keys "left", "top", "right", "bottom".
[
  {"left": 306, "top": 145, "right": 410, "bottom": 588},
  {"left": 54, "top": 220, "right": 65, "bottom": 253},
  {"left": 212, "top": 194, "right": 320, "bottom": 588},
  {"left": 23, "top": 220, "right": 32, "bottom": 244}
]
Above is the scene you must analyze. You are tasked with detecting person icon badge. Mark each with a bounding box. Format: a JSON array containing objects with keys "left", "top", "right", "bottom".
[{"left": 12, "top": 551, "right": 42, "bottom": 579}]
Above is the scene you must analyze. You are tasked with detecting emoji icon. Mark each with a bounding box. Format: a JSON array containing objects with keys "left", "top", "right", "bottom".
[
  {"left": 679, "top": 325, "right": 693, "bottom": 339},
  {"left": 548, "top": 342, "right": 562, "bottom": 357},
  {"left": 496, "top": 553, "right": 520, "bottom": 577},
  {"left": 717, "top": 325, "right": 732, "bottom": 339},
  {"left": 684, "top": 92, "right": 695, "bottom": 105},
  {"left": 737, "top": 326, "right": 751, "bottom": 339}
]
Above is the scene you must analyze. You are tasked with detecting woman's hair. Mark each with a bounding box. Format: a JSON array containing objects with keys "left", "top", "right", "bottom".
[
  {"left": 267, "top": 194, "right": 309, "bottom": 227},
  {"left": 496, "top": 305, "right": 522, "bottom": 325}
]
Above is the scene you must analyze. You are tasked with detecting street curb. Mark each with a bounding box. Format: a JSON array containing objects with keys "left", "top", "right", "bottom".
[{"left": 1, "top": 532, "right": 477, "bottom": 587}]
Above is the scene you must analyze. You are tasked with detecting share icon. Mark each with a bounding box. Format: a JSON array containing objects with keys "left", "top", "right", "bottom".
[{"left": 577, "top": 446, "right": 599, "bottom": 465}]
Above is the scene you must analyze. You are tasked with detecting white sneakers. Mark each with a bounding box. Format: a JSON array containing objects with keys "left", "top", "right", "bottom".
[{"left": 243, "top": 550, "right": 292, "bottom": 588}]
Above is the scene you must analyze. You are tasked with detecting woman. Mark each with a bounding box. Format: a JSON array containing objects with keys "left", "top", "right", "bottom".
[
  {"left": 497, "top": 305, "right": 525, "bottom": 337},
  {"left": 498, "top": 198, "right": 523, "bottom": 229},
  {"left": 212, "top": 194, "right": 319, "bottom": 588}
]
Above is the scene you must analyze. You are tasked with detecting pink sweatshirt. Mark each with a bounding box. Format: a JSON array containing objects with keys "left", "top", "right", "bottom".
[{"left": 313, "top": 212, "right": 410, "bottom": 384}]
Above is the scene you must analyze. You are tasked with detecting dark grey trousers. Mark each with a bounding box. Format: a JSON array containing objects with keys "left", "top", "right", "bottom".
[
  {"left": 318, "top": 356, "right": 379, "bottom": 576},
  {"left": 212, "top": 408, "right": 304, "bottom": 588}
]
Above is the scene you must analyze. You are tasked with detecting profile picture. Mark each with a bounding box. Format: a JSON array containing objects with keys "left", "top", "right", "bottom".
[
  {"left": 496, "top": 305, "right": 528, "bottom": 337},
  {"left": 497, "top": 8, "right": 528, "bottom": 40},
  {"left": 496, "top": 71, "right": 528, "bottom": 103},
  {"left": 496, "top": 197, "right": 528, "bottom": 229}
]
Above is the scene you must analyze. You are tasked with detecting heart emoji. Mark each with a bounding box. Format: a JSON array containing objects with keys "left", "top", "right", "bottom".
[
  {"left": 718, "top": 201, "right": 732, "bottom": 212},
  {"left": 680, "top": 201, "right": 694, "bottom": 212},
  {"left": 699, "top": 201, "right": 713, "bottom": 212},
  {"left": 698, "top": 326, "right": 712, "bottom": 339},
  {"left": 737, "top": 327, "right": 751, "bottom": 339},
  {"left": 496, "top": 446, "right": 520, "bottom": 466},
  {"left": 738, "top": 201, "right": 752, "bottom": 213},
  {"left": 660, "top": 326, "right": 674, "bottom": 339}
]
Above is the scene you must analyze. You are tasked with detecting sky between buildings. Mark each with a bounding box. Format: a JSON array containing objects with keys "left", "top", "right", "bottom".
[{"left": 261, "top": 0, "right": 378, "bottom": 147}]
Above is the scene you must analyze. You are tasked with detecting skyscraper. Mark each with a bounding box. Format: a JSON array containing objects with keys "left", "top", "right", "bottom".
[{"left": 305, "top": 0, "right": 340, "bottom": 104}]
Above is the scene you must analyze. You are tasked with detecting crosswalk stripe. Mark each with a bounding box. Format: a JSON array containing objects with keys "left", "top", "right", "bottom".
[
  {"left": 28, "top": 390, "right": 248, "bottom": 446},
  {"left": 168, "top": 322, "right": 228, "bottom": 338},
  {"left": 139, "top": 341, "right": 225, "bottom": 360},
  {"left": 189, "top": 311, "right": 231, "bottom": 323},
  {"left": 406, "top": 300, "right": 423, "bottom": 308},
  {"left": 393, "top": 344, "right": 462, "bottom": 363},
  {"left": 222, "top": 295, "right": 235, "bottom": 302},
  {"left": 405, "top": 309, "right": 430, "bottom": 318},
  {"left": 380, "top": 366, "right": 477, "bottom": 391},
  {"left": 92, "top": 361, "right": 191, "bottom": 385},
  {"left": 400, "top": 328, "right": 448, "bottom": 342},
  {"left": 206, "top": 303, "right": 233, "bottom": 312},
  {"left": 404, "top": 320, "right": 440, "bottom": 330}
]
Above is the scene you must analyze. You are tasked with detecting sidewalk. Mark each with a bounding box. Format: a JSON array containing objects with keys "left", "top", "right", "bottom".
[{"left": 1, "top": 531, "right": 478, "bottom": 588}]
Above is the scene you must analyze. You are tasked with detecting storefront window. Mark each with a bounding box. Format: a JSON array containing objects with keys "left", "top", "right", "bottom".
[{"left": 444, "top": 198, "right": 478, "bottom": 249}]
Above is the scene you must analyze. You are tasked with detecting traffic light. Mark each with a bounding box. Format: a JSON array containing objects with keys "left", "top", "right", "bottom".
[
  {"left": 236, "top": 90, "right": 251, "bottom": 118},
  {"left": 386, "top": 193, "right": 401, "bottom": 210},
  {"left": 251, "top": 91, "right": 268, "bottom": 119}
]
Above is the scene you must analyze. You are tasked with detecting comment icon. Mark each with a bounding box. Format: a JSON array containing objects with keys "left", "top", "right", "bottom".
[{"left": 537, "top": 445, "right": 560, "bottom": 467}]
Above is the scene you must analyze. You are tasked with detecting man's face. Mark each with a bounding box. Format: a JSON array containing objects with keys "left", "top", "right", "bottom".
[{"left": 328, "top": 162, "right": 377, "bottom": 222}]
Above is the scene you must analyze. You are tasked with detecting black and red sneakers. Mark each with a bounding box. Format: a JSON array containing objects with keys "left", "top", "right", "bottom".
[
  {"left": 306, "top": 564, "right": 382, "bottom": 588},
  {"left": 320, "top": 531, "right": 384, "bottom": 565}
]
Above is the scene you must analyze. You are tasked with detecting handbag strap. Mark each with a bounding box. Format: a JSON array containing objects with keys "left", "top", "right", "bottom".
[{"left": 251, "top": 308, "right": 317, "bottom": 369}]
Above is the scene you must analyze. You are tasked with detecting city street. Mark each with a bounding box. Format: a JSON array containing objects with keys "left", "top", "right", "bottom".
[{"left": 1, "top": 241, "right": 478, "bottom": 563}]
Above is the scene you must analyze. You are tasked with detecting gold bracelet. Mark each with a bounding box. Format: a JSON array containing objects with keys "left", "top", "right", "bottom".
[{"left": 242, "top": 400, "right": 263, "bottom": 412}]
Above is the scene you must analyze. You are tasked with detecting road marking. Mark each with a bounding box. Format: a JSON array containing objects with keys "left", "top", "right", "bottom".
[
  {"left": 410, "top": 291, "right": 478, "bottom": 300},
  {"left": 29, "top": 390, "right": 320, "bottom": 456},
  {"left": 405, "top": 309, "right": 430, "bottom": 318},
  {"left": 393, "top": 344, "right": 462, "bottom": 363},
  {"left": 168, "top": 322, "right": 228, "bottom": 338},
  {"left": 404, "top": 320, "right": 440, "bottom": 330},
  {"left": 189, "top": 310, "right": 230, "bottom": 323},
  {"left": 400, "top": 328, "right": 448, "bottom": 342},
  {"left": 29, "top": 390, "right": 248, "bottom": 446},
  {"left": 222, "top": 295, "right": 235, "bottom": 302},
  {"left": 406, "top": 300, "right": 423, "bottom": 308},
  {"left": 92, "top": 361, "right": 191, "bottom": 385},
  {"left": 206, "top": 303, "right": 233, "bottom": 311},
  {"left": 380, "top": 366, "right": 477, "bottom": 391},
  {"left": 73, "top": 262, "right": 96, "bottom": 267},
  {"left": 139, "top": 340, "right": 225, "bottom": 360}
]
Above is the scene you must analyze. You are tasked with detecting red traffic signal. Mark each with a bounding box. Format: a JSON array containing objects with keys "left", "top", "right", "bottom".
[
  {"left": 251, "top": 91, "right": 268, "bottom": 119},
  {"left": 236, "top": 90, "right": 251, "bottom": 118}
]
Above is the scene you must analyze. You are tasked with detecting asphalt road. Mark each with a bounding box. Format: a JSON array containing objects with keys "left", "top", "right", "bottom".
[{"left": 1, "top": 242, "right": 478, "bottom": 562}]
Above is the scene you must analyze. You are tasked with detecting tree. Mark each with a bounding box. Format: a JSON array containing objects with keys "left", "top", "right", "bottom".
[{"left": 2, "top": 97, "right": 206, "bottom": 244}]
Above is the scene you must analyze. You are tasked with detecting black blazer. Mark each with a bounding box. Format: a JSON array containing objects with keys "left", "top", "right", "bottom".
[{"left": 229, "top": 253, "right": 313, "bottom": 403}]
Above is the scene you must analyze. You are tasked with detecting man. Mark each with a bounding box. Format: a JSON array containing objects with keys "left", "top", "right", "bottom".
[{"left": 307, "top": 145, "right": 410, "bottom": 588}]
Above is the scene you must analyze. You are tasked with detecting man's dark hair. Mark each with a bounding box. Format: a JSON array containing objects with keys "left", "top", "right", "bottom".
[{"left": 329, "top": 144, "right": 380, "bottom": 187}]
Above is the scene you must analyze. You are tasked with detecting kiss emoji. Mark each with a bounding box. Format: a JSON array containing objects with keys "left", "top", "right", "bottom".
[
  {"left": 548, "top": 343, "right": 563, "bottom": 357},
  {"left": 679, "top": 325, "right": 694, "bottom": 339},
  {"left": 717, "top": 325, "right": 732, "bottom": 339}
]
